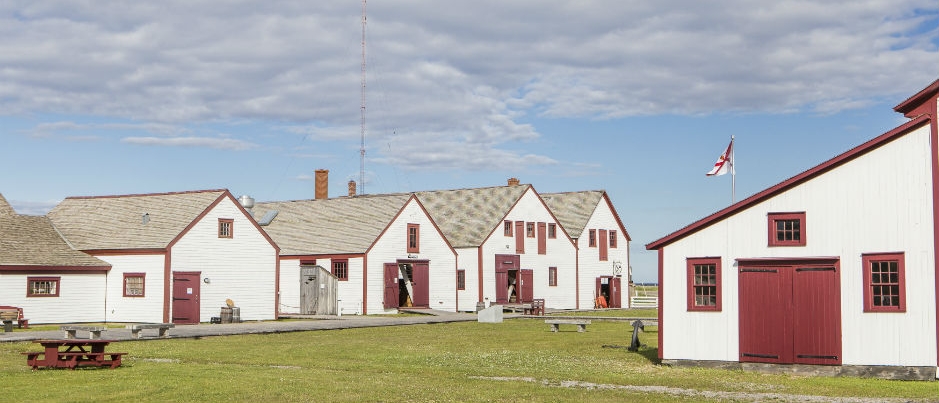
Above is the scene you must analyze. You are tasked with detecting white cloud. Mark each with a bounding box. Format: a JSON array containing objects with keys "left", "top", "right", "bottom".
[{"left": 1, "top": 0, "right": 935, "bottom": 171}]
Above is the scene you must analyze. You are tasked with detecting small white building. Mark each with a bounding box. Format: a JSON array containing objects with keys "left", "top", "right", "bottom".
[
  {"left": 646, "top": 79, "right": 939, "bottom": 380},
  {"left": 0, "top": 194, "right": 112, "bottom": 324},
  {"left": 542, "top": 190, "right": 632, "bottom": 309},
  {"left": 47, "top": 189, "right": 280, "bottom": 324},
  {"left": 416, "top": 180, "right": 579, "bottom": 311},
  {"left": 255, "top": 173, "right": 458, "bottom": 315}
]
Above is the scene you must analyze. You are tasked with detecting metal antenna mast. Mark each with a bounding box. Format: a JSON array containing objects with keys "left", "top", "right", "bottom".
[{"left": 359, "top": 0, "right": 367, "bottom": 195}]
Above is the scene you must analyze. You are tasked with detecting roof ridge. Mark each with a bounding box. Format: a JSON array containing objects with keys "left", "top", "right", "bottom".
[{"left": 63, "top": 189, "right": 228, "bottom": 200}]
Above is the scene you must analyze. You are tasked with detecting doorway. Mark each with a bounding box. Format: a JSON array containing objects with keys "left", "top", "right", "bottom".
[
  {"left": 171, "top": 271, "right": 200, "bottom": 324},
  {"left": 595, "top": 276, "right": 622, "bottom": 308},
  {"left": 384, "top": 260, "right": 429, "bottom": 309}
]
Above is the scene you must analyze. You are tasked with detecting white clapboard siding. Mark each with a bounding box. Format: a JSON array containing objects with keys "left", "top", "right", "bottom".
[
  {"left": 99, "top": 253, "right": 167, "bottom": 323},
  {"left": 0, "top": 273, "right": 106, "bottom": 324},
  {"left": 578, "top": 196, "right": 630, "bottom": 309}
]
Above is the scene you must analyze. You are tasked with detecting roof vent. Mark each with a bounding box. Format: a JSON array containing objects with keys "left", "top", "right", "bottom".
[
  {"left": 142, "top": 213, "right": 150, "bottom": 225},
  {"left": 239, "top": 195, "right": 255, "bottom": 209}
]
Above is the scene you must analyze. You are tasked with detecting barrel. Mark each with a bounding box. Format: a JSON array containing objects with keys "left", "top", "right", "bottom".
[
  {"left": 231, "top": 307, "right": 241, "bottom": 323},
  {"left": 220, "top": 307, "right": 233, "bottom": 324}
]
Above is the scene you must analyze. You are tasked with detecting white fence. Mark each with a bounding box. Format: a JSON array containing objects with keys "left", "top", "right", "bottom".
[{"left": 630, "top": 296, "right": 659, "bottom": 309}]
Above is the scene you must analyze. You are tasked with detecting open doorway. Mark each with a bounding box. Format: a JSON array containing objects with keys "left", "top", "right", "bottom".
[
  {"left": 384, "top": 260, "right": 429, "bottom": 309},
  {"left": 595, "top": 276, "right": 622, "bottom": 308}
]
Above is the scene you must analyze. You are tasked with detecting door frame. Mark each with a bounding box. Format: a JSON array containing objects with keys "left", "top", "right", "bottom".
[{"left": 171, "top": 271, "right": 201, "bottom": 325}]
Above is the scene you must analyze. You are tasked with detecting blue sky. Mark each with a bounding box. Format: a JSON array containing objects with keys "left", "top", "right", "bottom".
[{"left": 1, "top": 1, "right": 937, "bottom": 282}]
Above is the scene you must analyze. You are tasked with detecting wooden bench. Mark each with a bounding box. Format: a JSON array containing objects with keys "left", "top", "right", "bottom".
[
  {"left": 523, "top": 299, "right": 545, "bottom": 316},
  {"left": 126, "top": 323, "right": 175, "bottom": 339},
  {"left": 61, "top": 326, "right": 108, "bottom": 339},
  {"left": 545, "top": 319, "right": 591, "bottom": 333}
]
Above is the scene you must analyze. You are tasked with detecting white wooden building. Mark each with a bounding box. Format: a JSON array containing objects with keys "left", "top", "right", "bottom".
[
  {"left": 254, "top": 175, "right": 458, "bottom": 315},
  {"left": 47, "top": 189, "right": 280, "bottom": 324},
  {"left": 0, "top": 194, "right": 112, "bottom": 324},
  {"left": 646, "top": 79, "right": 939, "bottom": 380},
  {"left": 416, "top": 180, "right": 580, "bottom": 311},
  {"left": 542, "top": 191, "right": 632, "bottom": 309}
]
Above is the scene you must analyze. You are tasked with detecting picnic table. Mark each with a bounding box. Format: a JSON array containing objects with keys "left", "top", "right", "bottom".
[{"left": 23, "top": 339, "right": 126, "bottom": 370}]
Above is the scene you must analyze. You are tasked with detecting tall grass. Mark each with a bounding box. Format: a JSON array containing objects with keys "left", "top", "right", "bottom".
[{"left": 0, "top": 319, "right": 934, "bottom": 402}]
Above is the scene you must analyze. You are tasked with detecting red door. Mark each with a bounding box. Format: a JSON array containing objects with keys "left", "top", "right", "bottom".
[
  {"left": 537, "top": 222, "right": 546, "bottom": 255},
  {"left": 609, "top": 277, "right": 621, "bottom": 308},
  {"left": 518, "top": 269, "right": 533, "bottom": 303},
  {"left": 514, "top": 222, "right": 525, "bottom": 254},
  {"left": 792, "top": 266, "right": 841, "bottom": 365},
  {"left": 172, "top": 271, "right": 201, "bottom": 324},
  {"left": 495, "top": 255, "right": 519, "bottom": 304},
  {"left": 411, "top": 262, "right": 430, "bottom": 308},
  {"left": 598, "top": 229, "right": 608, "bottom": 261},
  {"left": 739, "top": 267, "right": 792, "bottom": 363},
  {"left": 384, "top": 263, "right": 399, "bottom": 309}
]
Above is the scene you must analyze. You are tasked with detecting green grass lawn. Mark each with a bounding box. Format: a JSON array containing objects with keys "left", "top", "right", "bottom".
[{"left": 1, "top": 318, "right": 935, "bottom": 402}]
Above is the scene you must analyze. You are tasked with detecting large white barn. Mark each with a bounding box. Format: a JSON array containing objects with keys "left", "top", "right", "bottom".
[{"left": 646, "top": 79, "right": 939, "bottom": 380}]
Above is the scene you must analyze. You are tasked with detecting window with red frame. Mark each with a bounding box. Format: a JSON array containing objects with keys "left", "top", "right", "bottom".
[
  {"left": 27, "top": 277, "right": 60, "bottom": 297},
  {"left": 526, "top": 222, "right": 535, "bottom": 238},
  {"left": 768, "top": 212, "right": 806, "bottom": 246},
  {"left": 504, "top": 221, "right": 512, "bottom": 237},
  {"left": 123, "top": 273, "right": 146, "bottom": 297},
  {"left": 609, "top": 230, "right": 617, "bottom": 248},
  {"left": 547, "top": 223, "right": 557, "bottom": 239},
  {"left": 456, "top": 270, "right": 466, "bottom": 290},
  {"left": 548, "top": 267, "right": 557, "bottom": 286},
  {"left": 588, "top": 229, "right": 597, "bottom": 247},
  {"left": 407, "top": 223, "right": 420, "bottom": 253},
  {"left": 332, "top": 259, "right": 349, "bottom": 281},
  {"left": 686, "top": 258, "right": 721, "bottom": 311},
  {"left": 862, "top": 252, "right": 905, "bottom": 312},
  {"left": 218, "top": 218, "right": 233, "bottom": 238}
]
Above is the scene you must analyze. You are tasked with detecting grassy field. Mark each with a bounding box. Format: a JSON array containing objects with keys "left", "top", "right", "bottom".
[{"left": 0, "top": 317, "right": 935, "bottom": 402}]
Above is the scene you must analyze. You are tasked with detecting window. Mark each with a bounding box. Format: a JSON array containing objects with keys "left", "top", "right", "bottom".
[
  {"left": 548, "top": 267, "right": 557, "bottom": 287},
  {"left": 407, "top": 223, "right": 420, "bottom": 253},
  {"left": 218, "top": 218, "right": 233, "bottom": 238},
  {"left": 609, "top": 230, "right": 617, "bottom": 248},
  {"left": 526, "top": 222, "right": 535, "bottom": 238},
  {"left": 504, "top": 221, "right": 512, "bottom": 237},
  {"left": 456, "top": 270, "right": 466, "bottom": 290},
  {"left": 686, "top": 258, "right": 721, "bottom": 311},
  {"left": 862, "top": 252, "right": 906, "bottom": 312},
  {"left": 123, "top": 273, "right": 146, "bottom": 297},
  {"left": 332, "top": 259, "right": 349, "bottom": 281},
  {"left": 27, "top": 277, "right": 60, "bottom": 297},
  {"left": 589, "top": 229, "right": 597, "bottom": 247},
  {"left": 547, "top": 223, "right": 557, "bottom": 239},
  {"left": 768, "top": 212, "right": 806, "bottom": 246}
]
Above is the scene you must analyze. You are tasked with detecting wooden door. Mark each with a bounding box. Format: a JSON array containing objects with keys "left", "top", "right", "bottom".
[
  {"left": 609, "top": 277, "right": 622, "bottom": 308},
  {"left": 792, "top": 266, "right": 842, "bottom": 365},
  {"left": 171, "top": 271, "right": 201, "bottom": 324},
  {"left": 495, "top": 255, "right": 518, "bottom": 304},
  {"left": 514, "top": 222, "right": 525, "bottom": 254},
  {"left": 739, "top": 267, "right": 792, "bottom": 364},
  {"left": 598, "top": 229, "right": 608, "bottom": 261},
  {"left": 411, "top": 261, "right": 430, "bottom": 308},
  {"left": 518, "top": 269, "right": 534, "bottom": 303},
  {"left": 300, "top": 265, "right": 317, "bottom": 314},
  {"left": 537, "top": 222, "right": 546, "bottom": 255},
  {"left": 384, "top": 263, "right": 399, "bottom": 309}
]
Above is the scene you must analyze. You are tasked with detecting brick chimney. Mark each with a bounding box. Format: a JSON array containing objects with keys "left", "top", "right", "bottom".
[
  {"left": 315, "top": 169, "right": 329, "bottom": 200},
  {"left": 348, "top": 180, "right": 357, "bottom": 197},
  {"left": 507, "top": 177, "right": 520, "bottom": 186}
]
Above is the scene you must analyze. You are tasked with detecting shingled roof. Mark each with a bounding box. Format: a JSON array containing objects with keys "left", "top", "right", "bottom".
[
  {"left": 253, "top": 193, "right": 413, "bottom": 256},
  {"left": 47, "top": 189, "right": 229, "bottom": 250},
  {"left": 540, "top": 191, "right": 604, "bottom": 239},
  {"left": 0, "top": 211, "right": 109, "bottom": 270},
  {"left": 414, "top": 185, "right": 529, "bottom": 248},
  {"left": 0, "top": 194, "right": 16, "bottom": 217}
]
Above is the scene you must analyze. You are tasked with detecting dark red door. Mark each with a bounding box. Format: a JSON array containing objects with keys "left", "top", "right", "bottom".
[
  {"left": 792, "top": 266, "right": 841, "bottom": 365},
  {"left": 411, "top": 262, "right": 430, "bottom": 308},
  {"left": 514, "top": 222, "right": 525, "bottom": 254},
  {"left": 518, "top": 269, "right": 533, "bottom": 303},
  {"left": 739, "top": 266, "right": 792, "bottom": 364},
  {"left": 172, "top": 271, "right": 201, "bottom": 324},
  {"left": 537, "top": 222, "right": 546, "bottom": 255},
  {"left": 495, "top": 255, "right": 519, "bottom": 304},
  {"left": 598, "top": 229, "right": 608, "bottom": 261},
  {"left": 609, "top": 277, "right": 621, "bottom": 308},
  {"left": 384, "top": 263, "right": 399, "bottom": 309}
]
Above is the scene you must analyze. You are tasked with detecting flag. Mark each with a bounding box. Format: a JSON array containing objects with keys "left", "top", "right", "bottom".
[{"left": 706, "top": 139, "right": 734, "bottom": 176}]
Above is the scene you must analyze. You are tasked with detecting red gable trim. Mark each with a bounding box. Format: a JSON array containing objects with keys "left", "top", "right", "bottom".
[
  {"left": 894, "top": 79, "right": 939, "bottom": 118},
  {"left": 0, "top": 265, "right": 110, "bottom": 272},
  {"left": 646, "top": 115, "right": 931, "bottom": 250}
]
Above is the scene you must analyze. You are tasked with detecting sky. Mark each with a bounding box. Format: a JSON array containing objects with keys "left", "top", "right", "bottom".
[{"left": 1, "top": 1, "right": 937, "bottom": 283}]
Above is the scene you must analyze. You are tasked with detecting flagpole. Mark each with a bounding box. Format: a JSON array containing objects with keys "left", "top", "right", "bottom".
[{"left": 731, "top": 135, "right": 736, "bottom": 204}]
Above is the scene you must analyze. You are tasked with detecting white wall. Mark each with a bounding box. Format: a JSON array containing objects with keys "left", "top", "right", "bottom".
[
  {"left": 367, "top": 198, "right": 458, "bottom": 313},
  {"left": 171, "top": 197, "right": 278, "bottom": 321},
  {"left": 99, "top": 253, "right": 166, "bottom": 323},
  {"left": 577, "top": 197, "right": 630, "bottom": 309},
  {"left": 480, "top": 188, "right": 578, "bottom": 309},
  {"left": 660, "top": 126, "right": 937, "bottom": 367},
  {"left": 456, "top": 247, "right": 480, "bottom": 311},
  {"left": 0, "top": 272, "right": 106, "bottom": 324}
]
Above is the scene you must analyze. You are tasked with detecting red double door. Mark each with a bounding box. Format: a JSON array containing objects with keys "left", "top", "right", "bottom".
[
  {"left": 383, "top": 261, "right": 430, "bottom": 309},
  {"left": 495, "top": 255, "right": 533, "bottom": 304},
  {"left": 738, "top": 259, "right": 842, "bottom": 365}
]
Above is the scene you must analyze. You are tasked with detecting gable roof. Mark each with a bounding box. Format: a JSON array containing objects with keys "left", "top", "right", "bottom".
[
  {"left": 0, "top": 214, "right": 110, "bottom": 270},
  {"left": 414, "top": 185, "right": 529, "bottom": 248},
  {"left": 47, "top": 189, "right": 229, "bottom": 251},
  {"left": 541, "top": 190, "right": 632, "bottom": 241},
  {"left": 253, "top": 193, "right": 412, "bottom": 256},
  {"left": 0, "top": 193, "right": 16, "bottom": 217},
  {"left": 646, "top": 114, "right": 932, "bottom": 251}
]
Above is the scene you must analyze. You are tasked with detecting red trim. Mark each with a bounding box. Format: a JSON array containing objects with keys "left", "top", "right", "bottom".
[
  {"left": 362, "top": 254, "right": 368, "bottom": 314},
  {"left": 163, "top": 251, "right": 171, "bottom": 323},
  {"left": 926, "top": 85, "right": 939, "bottom": 367},
  {"left": 26, "top": 276, "right": 60, "bottom": 297},
  {"left": 894, "top": 79, "right": 939, "bottom": 117},
  {"left": 657, "top": 248, "right": 664, "bottom": 360},
  {"left": 0, "top": 265, "right": 110, "bottom": 272},
  {"left": 767, "top": 212, "right": 807, "bottom": 247},
  {"left": 407, "top": 223, "right": 420, "bottom": 253},
  {"left": 504, "top": 220, "right": 512, "bottom": 237},
  {"left": 588, "top": 229, "right": 597, "bottom": 247},
  {"left": 601, "top": 192, "right": 632, "bottom": 241},
  {"left": 331, "top": 259, "right": 350, "bottom": 281},
  {"left": 575, "top": 239, "right": 580, "bottom": 309},
  {"left": 609, "top": 230, "right": 617, "bottom": 248},
  {"left": 736, "top": 256, "right": 840, "bottom": 266},
  {"left": 457, "top": 269, "right": 466, "bottom": 290},
  {"left": 281, "top": 253, "right": 365, "bottom": 260},
  {"left": 548, "top": 266, "right": 557, "bottom": 286},
  {"left": 274, "top": 253, "right": 281, "bottom": 319},
  {"left": 686, "top": 257, "right": 721, "bottom": 312},
  {"left": 861, "top": 252, "right": 906, "bottom": 313},
  {"left": 647, "top": 116, "right": 931, "bottom": 250},
  {"left": 122, "top": 272, "right": 146, "bottom": 297},
  {"left": 537, "top": 222, "right": 547, "bottom": 255},
  {"left": 87, "top": 249, "right": 166, "bottom": 255},
  {"left": 217, "top": 218, "right": 234, "bottom": 238},
  {"left": 477, "top": 247, "right": 484, "bottom": 302}
]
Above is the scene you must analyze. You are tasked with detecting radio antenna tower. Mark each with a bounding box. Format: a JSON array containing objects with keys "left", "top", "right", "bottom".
[{"left": 359, "top": 0, "right": 367, "bottom": 194}]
